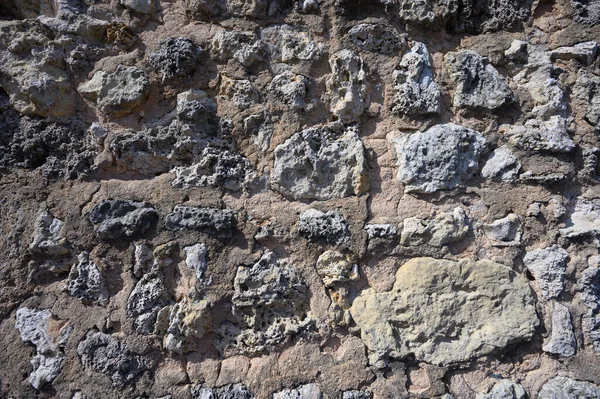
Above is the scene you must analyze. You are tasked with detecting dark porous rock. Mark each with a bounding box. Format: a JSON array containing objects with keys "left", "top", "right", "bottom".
[
  {"left": 88, "top": 199, "right": 159, "bottom": 241},
  {"left": 165, "top": 206, "right": 236, "bottom": 237},
  {"left": 149, "top": 37, "right": 202, "bottom": 81},
  {"left": 299, "top": 209, "right": 350, "bottom": 245}
]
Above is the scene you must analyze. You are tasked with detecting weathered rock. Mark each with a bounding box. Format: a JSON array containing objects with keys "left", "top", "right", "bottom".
[
  {"left": 120, "top": 0, "right": 155, "bottom": 13},
  {"left": 391, "top": 41, "right": 441, "bottom": 116},
  {"left": 160, "top": 298, "right": 212, "bottom": 354},
  {"left": 482, "top": 214, "right": 522, "bottom": 247},
  {"left": 78, "top": 65, "right": 150, "bottom": 117},
  {"left": 481, "top": 146, "right": 521, "bottom": 182},
  {"left": 149, "top": 37, "right": 202, "bottom": 80},
  {"left": 64, "top": 251, "right": 109, "bottom": 305},
  {"left": 407, "top": 363, "right": 446, "bottom": 398},
  {"left": 190, "top": 383, "right": 255, "bottom": 399},
  {"left": 273, "top": 383, "right": 322, "bottom": 399},
  {"left": 503, "top": 116, "right": 575, "bottom": 153},
  {"left": 88, "top": 199, "right": 159, "bottom": 241},
  {"left": 350, "top": 257, "right": 539, "bottom": 366},
  {"left": 579, "top": 256, "right": 600, "bottom": 352},
  {"left": 537, "top": 376, "right": 600, "bottom": 398},
  {"left": 272, "top": 123, "right": 368, "bottom": 201},
  {"left": 219, "top": 76, "right": 259, "bottom": 110},
  {"left": 400, "top": 207, "right": 469, "bottom": 247},
  {"left": 444, "top": 50, "right": 513, "bottom": 111},
  {"left": 211, "top": 30, "right": 265, "bottom": 67},
  {"left": 542, "top": 302, "right": 576, "bottom": 357},
  {"left": 261, "top": 24, "right": 326, "bottom": 63},
  {"left": 15, "top": 308, "right": 72, "bottom": 389},
  {"left": 570, "top": 0, "right": 600, "bottom": 24},
  {"left": 184, "top": 243, "right": 208, "bottom": 280},
  {"left": 549, "top": 41, "right": 597, "bottom": 65},
  {"left": 364, "top": 224, "right": 397, "bottom": 239},
  {"left": 170, "top": 147, "right": 251, "bottom": 191},
  {"left": 299, "top": 209, "right": 350, "bottom": 245},
  {"left": 475, "top": 379, "right": 526, "bottom": 399},
  {"left": 219, "top": 251, "right": 313, "bottom": 355},
  {"left": 187, "top": 0, "right": 291, "bottom": 19},
  {"left": 316, "top": 250, "right": 359, "bottom": 325},
  {"left": 573, "top": 72, "right": 600, "bottom": 129},
  {"left": 326, "top": 50, "right": 370, "bottom": 123},
  {"left": 523, "top": 245, "right": 568, "bottom": 299},
  {"left": 342, "top": 390, "right": 371, "bottom": 399},
  {"left": 165, "top": 206, "right": 236, "bottom": 238},
  {"left": 560, "top": 202, "right": 600, "bottom": 238},
  {"left": 30, "top": 210, "right": 70, "bottom": 258},
  {"left": 391, "top": 123, "right": 486, "bottom": 193},
  {"left": 77, "top": 331, "right": 151, "bottom": 386},
  {"left": 266, "top": 71, "right": 309, "bottom": 110},
  {"left": 127, "top": 268, "right": 169, "bottom": 334},
  {"left": 347, "top": 23, "right": 407, "bottom": 55}
]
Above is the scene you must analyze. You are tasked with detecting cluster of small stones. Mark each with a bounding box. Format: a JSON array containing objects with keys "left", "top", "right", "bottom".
[{"left": 3, "top": 0, "right": 600, "bottom": 398}]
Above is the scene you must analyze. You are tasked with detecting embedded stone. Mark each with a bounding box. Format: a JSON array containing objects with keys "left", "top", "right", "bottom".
[
  {"left": 475, "top": 380, "right": 526, "bottom": 399},
  {"left": 299, "top": 209, "right": 350, "bottom": 245},
  {"left": 78, "top": 65, "right": 150, "bottom": 117},
  {"left": 542, "top": 302, "right": 576, "bottom": 357},
  {"left": 549, "top": 41, "right": 598, "bottom": 65},
  {"left": 444, "top": 50, "right": 513, "bottom": 111},
  {"left": 149, "top": 37, "right": 201, "bottom": 80},
  {"left": 120, "top": 0, "right": 155, "bottom": 13},
  {"left": 350, "top": 257, "right": 539, "bottom": 366},
  {"left": 161, "top": 298, "right": 212, "bottom": 354},
  {"left": 261, "top": 24, "right": 326, "bottom": 63},
  {"left": 538, "top": 376, "right": 600, "bottom": 399},
  {"left": 483, "top": 214, "right": 522, "bottom": 247},
  {"left": 30, "top": 210, "right": 70, "bottom": 258},
  {"left": 523, "top": 245, "right": 568, "bottom": 299},
  {"left": 88, "top": 199, "right": 159, "bottom": 241},
  {"left": 481, "top": 146, "right": 521, "bottom": 182},
  {"left": 127, "top": 268, "right": 169, "bottom": 334},
  {"left": 184, "top": 243, "right": 208, "bottom": 280},
  {"left": 578, "top": 256, "right": 600, "bottom": 352},
  {"left": 272, "top": 123, "right": 368, "bottom": 201},
  {"left": 390, "top": 123, "right": 486, "bottom": 193},
  {"left": 400, "top": 208, "right": 469, "bottom": 247},
  {"left": 391, "top": 41, "right": 441, "bottom": 116},
  {"left": 503, "top": 116, "right": 575, "bottom": 153},
  {"left": 326, "top": 50, "right": 370, "bottom": 123},
  {"left": 273, "top": 383, "right": 322, "bottom": 399},
  {"left": 64, "top": 251, "right": 109, "bottom": 305},
  {"left": 347, "top": 23, "right": 407, "bottom": 55},
  {"left": 266, "top": 71, "right": 309, "bottom": 110},
  {"left": 165, "top": 206, "right": 236, "bottom": 237},
  {"left": 219, "top": 76, "right": 259, "bottom": 110},
  {"left": 211, "top": 30, "right": 265, "bottom": 67},
  {"left": 190, "top": 383, "right": 255, "bottom": 399}
]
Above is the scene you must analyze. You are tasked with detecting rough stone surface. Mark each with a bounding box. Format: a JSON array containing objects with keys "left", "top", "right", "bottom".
[
  {"left": 191, "top": 383, "right": 255, "bottom": 399},
  {"left": 482, "top": 214, "right": 522, "bottom": 247},
  {"left": 298, "top": 209, "right": 350, "bottom": 245},
  {"left": 391, "top": 123, "right": 486, "bottom": 193},
  {"left": 475, "top": 379, "right": 526, "bottom": 399},
  {"left": 326, "top": 50, "right": 370, "bottom": 123},
  {"left": 272, "top": 123, "right": 368, "bottom": 201},
  {"left": 350, "top": 257, "right": 539, "bottom": 366},
  {"left": 400, "top": 207, "right": 469, "bottom": 247},
  {"left": 149, "top": 37, "right": 202, "bottom": 80},
  {"left": 165, "top": 206, "right": 236, "bottom": 237},
  {"left": 88, "top": 199, "right": 159, "bottom": 241},
  {"left": 503, "top": 116, "right": 576, "bottom": 153},
  {"left": 542, "top": 302, "right": 576, "bottom": 357},
  {"left": 481, "top": 146, "right": 521, "bottom": 182},
  {"left": 523, "top": 245, "right": 569, "bottom": 300},
  {"left": 64, "top": 251, "right": 109, "bottom": 305},
  {"left": 272, "top": 383, "right": 321, "bottom": 399},
  {"left": 537, "top": 376, "right": 600, "bottom": 398},
  {"left": 579, "top": 256, "right": 600, "bottom": 352},
  {"left": 347, "top": 23, "right": 406, "bottom": 55}
]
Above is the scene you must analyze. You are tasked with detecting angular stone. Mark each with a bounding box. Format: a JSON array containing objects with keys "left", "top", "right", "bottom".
[
  {"left": 350, "top": 257, "right": 539, "bottom": 366},
  {"left": 88, "top": 199, "right": 159, "bottom": 241},
  {"left": 272, "top": 123, "right": 368, "bottom": 201},
  {"left": 78, "top": 65, "right": 150, "bottom": 117},
  {"left": 347, "top": 23, "right": 407, "bottom": 55},
  {"left": 481, "top": 146, "right": 521, "bottom": 182},
  {"left": 342, "top": 390, "right": 371, "bottom": 399},
  {"left": 184, "top": 243, "right": 208, "bottom": 280},
  {"left": 30, "top": 210, "right": 70, "bottom": 259},
  {"left": 170, "top": 147, "right": 250, "bottom": 192},
  {"left": 211, "top": 30, "right": 265, "bottom": 67},
  {"left": 523, "top": 245, "right": 568, "bottom": 299},
  {"left": 266, "top": 71, "right": 309, "bottom": 110},
  {"left": 391, "top": 123, "right": 486, "bottom": 193},
  {"left": 538, "top": 376, "right": 600, "bottom": 399},
  {"left": 326, "top": 50, "right": 370, "bottom": 123},
  {"left": 364, "top": 224, "right": 397, "bottom": 239},
  {"left": 120, "top": 0, "right": 155, "bottom": 13},
  {"left": 273, "top": 383, "right": 322, "bottom": 399},
  {"left": 77, "top": 331, "right": 151, "bottom": 386},
  {"left": 149, "top": 37, "right": 201, "bottom": 80},
  {"left": 165, "top": 206, "right": 236, "bottom": 238},
  {"left": 15, "top": 308, "right": 72, "bottom": 389},
  {"left": 127, "top": 268, "right": 169, "bottom": 334},
  {"left": 542, "top": 302, "right": 576, "bottom": 357},
  {"left": 219, "top": 76, "right": 259, "bottom": 110},
  {"left": 316, "top": 250, "right": 359, "bottom": 287},
  {"left": 483, "top": 214, "right": 522, "bottom": 247},
  {"left": 190, "top": 383, "right": 255, "bottom": 399},
  {"left": 549, "top": 41, "right": 598, "bottom": 65},
  {"left": 475, "top": 379, "right": 526, "bottom": 399},
  {"left": 574, "top": 72, "right": 600, "bottom": 129},
  {"left": 299, "top": 209, "right": 350, "bottom": 245},
  {"left": 391, "top": 41, "right": 441, "bottom": 116},
  {"left": 161, "top": 298, "right": 212, "bottom": 354},
  {"left": 400, "top": 208, "right": 469, "bottom": 247},
  {"left": 560, "top": 204, "right": 600, "bottom": 238},
  {"left": 503, "top": 116, "right": 575, "bottom": 153},
  {"left": 408, "top": 363, "right": 447, "bottom": 398},
  {"left": 261, "top": 24, "right": 326, "bottom": 63},
  {"left": 578, "top": 256, "right": 600, "bottom": 352},
  {"left": 444, "top": 50, "right": 513, "bottom": 111},
  {"left": 64, "top": 251, "right": 109, "bottom": 306}
]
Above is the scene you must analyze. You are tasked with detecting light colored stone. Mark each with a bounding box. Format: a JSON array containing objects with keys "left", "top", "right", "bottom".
[
  {"left": 537, "top": 376, "right": 600, "bottom": 399},
  {"left": 549, "top": 41, "right": 598, "bottom": 65},
  {"left": 211, "top": 30, "right": 265, "bottom": 67},
  {"left": 261, "top": 24, "right": 326, "bottom": 63},
  {"left": 481, "top": 146, "right": 521, "bottom": 182},
  {"left": 542, "top": 302, "right": 576, "bottom": 357},
  {"left": 347, "top": 23, "right": 406, "bottom": 54},
  {"left": 350, "top": 257, "right": 539, "bottom": 366},
  {"left": 64, "top": 251, "right": 109, "bottom": 305},
  {"left": 523, "top": 245, "right": 568, "bottom": 299},
  {"left": 560, "top": 202, "right": 600, "bottom": 238},
  {"left": 391, "top": 41, "right": 441, "bottom": 116},
  {"left": 273, "top": 383, "right": 322, "bottom": 399},
  {"left": 219, "top": 76, "right": 259, "bottom": 110},
  {"left": 475, "top": 379, "right": 526, "bottom": 399},
  {"left": 503, "top": 116, "right": 575, "bottom": 153},
  {"left": 578, "top": 256, "right": 600, "bottom": 352},
  {"left": 266, "top": 71, "right": 309, "bottom": 110},
  {"left": 401, "top": 207, "right": 469, "bottom": 247},
  {"left": 272, "top": 123, "right": 368, "bottom": 201},
  {"left": 184, "top": 244, "right": 208, "bottom": 280},
  {"left": 483, "top": 214, "right": 522, "bottom": 247},
  {"left": 120, "top": 0, "right": 155, "bottom": 13},
  {"left": 161, "top": 298, "right": 212, "bottom": 354},
  {"left": 326, "top": 49, "right": 370, "bottom": 123},
  {"left": 299, "top": 209, "right": 350, "bottom": 245},
  {"left": 390, "top": 123, "right": 486, "bottom": 193}
]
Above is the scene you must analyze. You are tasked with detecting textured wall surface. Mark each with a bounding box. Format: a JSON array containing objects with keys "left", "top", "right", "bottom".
[{"left": 2, "top": 0, "right": 600, "bottom": 398}]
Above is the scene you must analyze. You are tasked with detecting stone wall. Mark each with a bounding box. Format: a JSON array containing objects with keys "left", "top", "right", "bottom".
[{"left": 1, "top": 0, "right": 600, "bottom": 398}]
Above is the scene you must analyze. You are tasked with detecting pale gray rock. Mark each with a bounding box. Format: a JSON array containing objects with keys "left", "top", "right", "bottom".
[
  {"left": 299, "top": 209, "right": 350, "bottom": 245},
  {"left": 364, "top": 224, "right": 397, "bottom": 239},
  {"left": 64, "top": 251, "right": 109, "bottom": 306},
  {"left": 504, "top": 116, "right": 575, "bottom": 153},
  {"left": 78, "top": 65, "right": 150, "bottom": 117},
  {"left": 133, "top": 242, "right": 154, "bottom": 278},
  {"left": 184, "top": 243, "right": 208, "bottom": 280},
  {"left": 219, "top": 77, "right": 259, "bottom": 110},
  {"left": 160, "top": 298, "right": 211, "bottom": 354},
  {"left": 483, "top": 214, "right": 522, "bottom": 247},
  {"left": 475, "top": 379, "right": 526, "bottom": 399},
  {"left": 219, "top": 251, "right": 313, "bottom": 355},
  {"left": 560, "top": 201, "right": 600, "bottom": 238},
  {"left": 579, "top": 256, "right": 600, "bottom": 352},
  {"left": 127, "top": 268, "right": 169, "bottom": 334},
  {"left": 120, "top": 0, "right": 155, "bottom": 13},
  {"left": 165, "top": 206, "right": 236, "bottom": 238},
  {"left": 30, "top": 210, "right": 69, "bottom": 258},
  {"left": 149, "top": 37, "right": 201, "bottom": 80},
  {"left": 390, "top": 123, "right": 486, "bottom": 193},
  {"left": 537, "top": 376, "right": 600, "bottom": 399},
  {"left": 347, "top": 23, "right": 407, "bottom": 55},
  {"left": 266, "top": 71, "right": 309, "bottom": 110},
  {"left": 261, "top": 25, "right": 326, "bottom": 63},
  {"left": 400, "top": 207, "right": 469, "bottom": 247},
  {"left": 77, "top": 331, "right": 151, "bottom": 386},
  {"left": 187, "top": 0, "right": 290, "bottom": 19},
  {"left": 481, "top": 146, "right": 521, "bottom": 182},
  {"left": 299, "top": 0, "right": 319, "bottom": 13},
  {"left": 170, "top": 147, "right": 251, "bottom": 191},
  {"left": 342, "top": 390, "right": 371, "bottom": 399},
  {"left": 326, "top": 50, "right": 370, "bottom": 123},
  {"left": 391, "top": 41, "right": 441, "bottom": 116},
  {"left": 211, "top": 30, "right": 265, "bottom": 67},
  {"left": 549, "top": 41, "right": 598, "bottom": 65},
  {"left": 523, "top": 245, "right": 568, "bottom": 299},
  {"left": 542, "top": 302, "right": 576, "bottom": 357},
  {"left": 272, "top": 123, "right": 368, "bottom": 201},
  {"left": 396, "top": 0, "right": 456, "bottom": 27},
  {"left": 15, "top": 308, "right": 72, "bottom": 389},
  {"left": 190, "top": 383, "right": 255, "bottom": 399},
  {"left": 88, "top": 199, "right": 159, "bottom": 241},
  {"left": 244, "top": 111, "right": 273, "bottom": 152},
  {"left": 350, "top": 257, "right": 539, "bottom": 366},
  {"left": 573, "top": 72, "right": 600, "bottom": 129},
  {"left": 273, "top": 383, "right": 322, "bottom": 399},
  {"left": 444, "top": 50, "right": 513, "bottom": 111}
]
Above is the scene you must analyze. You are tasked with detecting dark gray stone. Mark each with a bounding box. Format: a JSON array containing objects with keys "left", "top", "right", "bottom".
[
  {"left": 149, "top": 37, "right": 202, "bottom": 80},
  {"left": 299, "top": 209, "right": 349, "bottom": 245},
  {"left": 88, "top": 199, "right": 159, "bottom": 241},
  {"left": 165, "top": 206, "right": 236, "bottom": 237}
]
